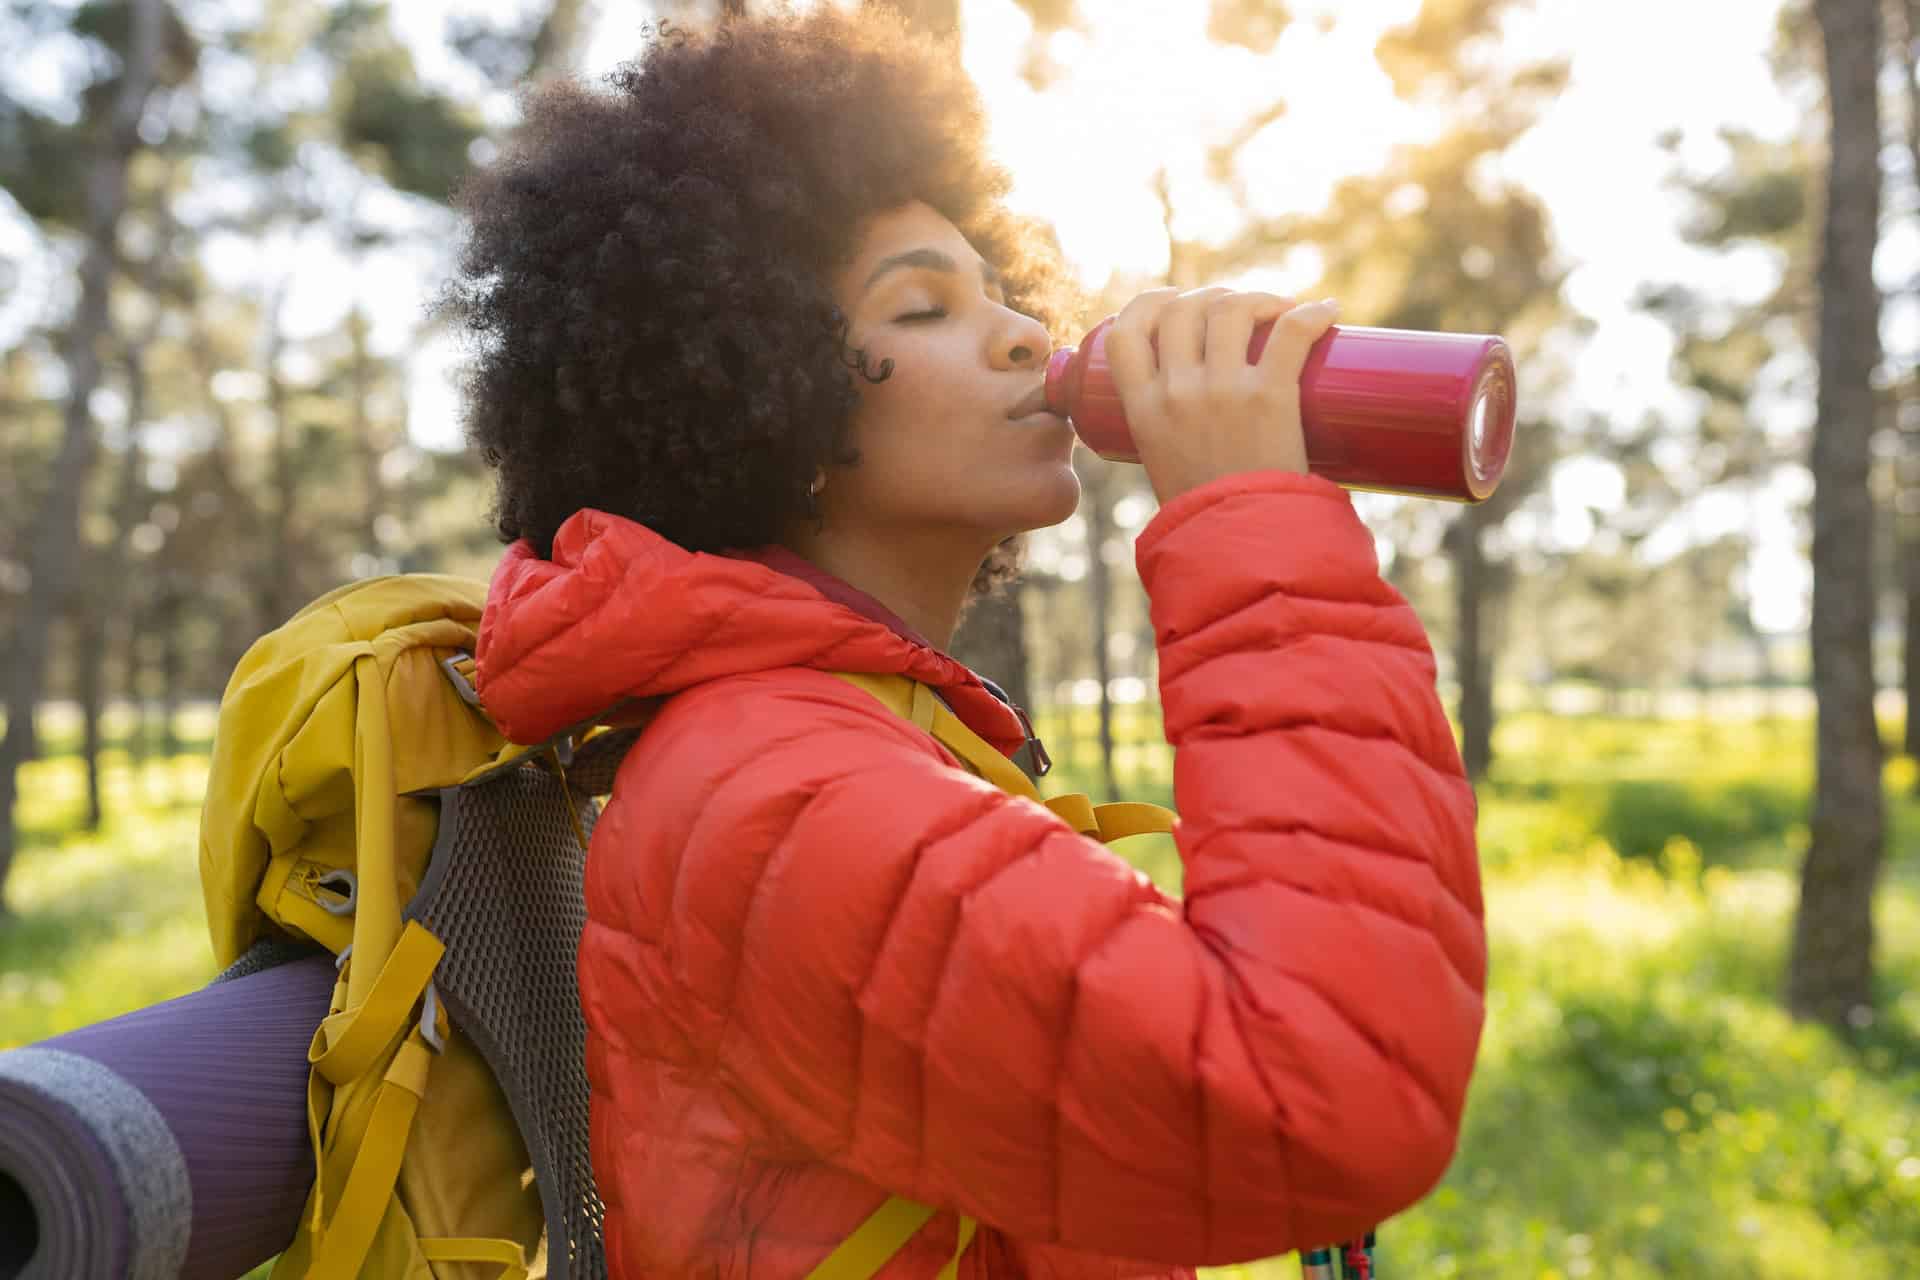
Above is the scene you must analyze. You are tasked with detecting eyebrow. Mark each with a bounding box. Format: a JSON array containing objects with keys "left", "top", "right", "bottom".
[{"left": 861, "top": 247, "right": 1004, "bottom": 295}]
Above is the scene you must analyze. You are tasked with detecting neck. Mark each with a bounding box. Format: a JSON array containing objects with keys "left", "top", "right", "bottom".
[{"left": 779, "top": 523, "right": 990, "bottom": 651}]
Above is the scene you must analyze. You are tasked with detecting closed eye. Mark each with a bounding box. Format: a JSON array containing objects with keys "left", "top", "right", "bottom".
[{"left": 895, "top": 307, "right": 948, "bottom": 322}]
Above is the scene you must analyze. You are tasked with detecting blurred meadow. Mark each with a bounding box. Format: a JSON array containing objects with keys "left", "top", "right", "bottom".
[
  {"left": 6, "top": 0, "right": 1920, "bottom": 1276},
  {"left": 5, "top": 700, "right": 1917, "bottom": 1276}
]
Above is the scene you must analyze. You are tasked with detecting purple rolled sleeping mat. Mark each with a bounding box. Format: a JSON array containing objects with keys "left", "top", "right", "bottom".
[{"left": 0, "top": 939, "right": 331, "bottom": 1280}]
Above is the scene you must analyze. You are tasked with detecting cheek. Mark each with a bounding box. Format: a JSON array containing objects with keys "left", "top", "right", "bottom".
[{"left": 852, "top": 338, "right": 972, "bottom": 442}]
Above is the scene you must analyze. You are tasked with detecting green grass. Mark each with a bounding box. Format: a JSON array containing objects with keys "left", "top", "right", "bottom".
[
  {"left": 0, "top": 750, "right": 219, "bottom": 1046},
  {"left": 5, "top": 710, "right": 1919, "bottom": 1277}
]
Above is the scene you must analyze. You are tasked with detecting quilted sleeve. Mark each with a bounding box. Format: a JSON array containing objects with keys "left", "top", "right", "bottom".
[{"left": 627, "top": 471, "right": 1483, "bottom": 1266}]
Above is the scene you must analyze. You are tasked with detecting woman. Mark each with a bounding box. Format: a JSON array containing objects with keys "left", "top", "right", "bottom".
[{"left": 448, "top": 6, "right": 1485, "bottom": 1276}]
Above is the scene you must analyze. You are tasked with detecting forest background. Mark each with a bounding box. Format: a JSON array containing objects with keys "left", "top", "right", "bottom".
[{"left": 2, "top": 0, "right": 1918, "bottom": 1274}]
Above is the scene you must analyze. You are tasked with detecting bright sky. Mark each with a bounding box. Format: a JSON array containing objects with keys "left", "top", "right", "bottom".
[{"left": 0, "top": 0, "right": 1825, "bottom": 632}]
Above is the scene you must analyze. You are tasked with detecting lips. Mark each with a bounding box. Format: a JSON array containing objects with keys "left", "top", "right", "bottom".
[{"left": 1006, "top": 383, "right": 1055, "bottom": 419}]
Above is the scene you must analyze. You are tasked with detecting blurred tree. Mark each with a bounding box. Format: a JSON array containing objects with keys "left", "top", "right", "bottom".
[
  {"left": 1370, "top": 0, "right": 1571, "bottom": 782},
  {"left": 1076, "top": 451, "right": 1121, "bottom": 801},
  {"left": 0, "top": 0, "right": 555, "bottom": 898},
  {"left": 1788, "top": 0, "right": 1887, "bottom": 1031},
  {"left": 1208, "top": 0, "right": 1572, "bottom": 780},
  {"left": 1888, "top": 0, "right": 1920, "bottom": 775},
  {"left": 229, "top": 1, "right": 483, "bottom": 627},
  {"left": 73, "top": 175, "right": 185, "bottom": 830},
  {"left": 1635, "top": 125, "right": 1814, "bottom": 717},
  {"left": 0, "top": 0, "right": 197, "bottom": 230},
  {"left": 446, "top": 0, "right": 590, "bottom": 84},
  {"left": 0, "top": 0, "right": 179, "bottom": 917}
]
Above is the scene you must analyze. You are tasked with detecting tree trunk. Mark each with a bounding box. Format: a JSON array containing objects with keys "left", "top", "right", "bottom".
[
  {"left": 125, "top": 606, "right": 150, "bottom": 773},
  {"left": 351, "top": 307, "right": 383, "bottom": 566},
  {"left": 1789, "top": 0, "right": 1887, "bottom": 1031},
  {"left": 952, "top": 584, "right": 1032, "bottom": 714},
  {"left": 1906, "top": 513, "right": 1920, "bottom": 773},
  {"left": 90, "top": 286, "right": 162, "bottom": 832},
  {"left": 77, "top": 601, "right": 105, "bottom": 831},
  {"left": 157, "top": 581, "right": 182, "bottom": 764},
  {"left": 1904, "top": 529, "right": 1920, "bottom": 771},
  {"left": 264, "top": 300, "right": 298, "bottom": 635},
  {"left": 951, "top": 581, "right": 1037, "bottom": 774},
  {"left": 0, "top": 0, "right": 166, "bottom": 916},
  {"left": 1447, "top": 506, "right": 1495, "bottom": 782},
  {"left": 1082, "top": 457, "right": 1119, "bottom": 802},
  {"left": 1896, "top": 0, "right": 1920, "bottom": 775}
]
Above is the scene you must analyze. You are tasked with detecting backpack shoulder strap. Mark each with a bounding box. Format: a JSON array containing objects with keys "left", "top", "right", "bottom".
[{"left": 830, "top": 671, "right": 1176, "bottom": 843}]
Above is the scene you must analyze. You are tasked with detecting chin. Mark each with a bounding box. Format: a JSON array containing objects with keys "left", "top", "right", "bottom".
[{"left": 1017, "top": 461, "right": 1084, "bottom": 531}]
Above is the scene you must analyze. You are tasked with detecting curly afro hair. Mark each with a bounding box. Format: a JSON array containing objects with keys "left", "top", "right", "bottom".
[{"left": 438, "top": 4, "right": 1082, "bottom": 594}]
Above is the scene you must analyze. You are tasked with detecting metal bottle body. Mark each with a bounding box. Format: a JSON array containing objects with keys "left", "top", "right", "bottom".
[{"left": 1043, "top": 317, "right": 1518, "bottom": 503}]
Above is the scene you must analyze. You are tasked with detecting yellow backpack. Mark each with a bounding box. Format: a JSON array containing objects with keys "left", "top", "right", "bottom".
[{"left": 198, "top": 573, "right": 1173, "bottom": 1279}]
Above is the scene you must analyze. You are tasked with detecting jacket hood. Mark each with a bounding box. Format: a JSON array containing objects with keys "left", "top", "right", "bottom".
[{"left": 473, "top": 508, "right": 1027, "bottom": 754}]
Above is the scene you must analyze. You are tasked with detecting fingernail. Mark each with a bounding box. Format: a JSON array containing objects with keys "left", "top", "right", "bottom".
[{"left": 1320, "top": 297, "right": 1341, "bottom": 314}]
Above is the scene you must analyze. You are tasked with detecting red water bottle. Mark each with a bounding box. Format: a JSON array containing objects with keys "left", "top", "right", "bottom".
[{"left": 1043, "top": 316, "right": 1518, "bottom": 502}]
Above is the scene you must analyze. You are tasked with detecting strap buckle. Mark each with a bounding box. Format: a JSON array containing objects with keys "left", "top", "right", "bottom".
[
  {"left": 1011, "top": 704, "right": 1051, "bottom": 777},
  {"left": 441, "top": 653, "right": 484, "bottom": 710}
]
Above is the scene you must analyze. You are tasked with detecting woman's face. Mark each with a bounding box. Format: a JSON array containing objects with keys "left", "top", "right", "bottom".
[{"left": 823, "top": 201, "right": 1081, "bottom": 552}]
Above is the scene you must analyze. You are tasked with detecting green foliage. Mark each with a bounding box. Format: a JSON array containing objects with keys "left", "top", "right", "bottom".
[
  {"left": 0, "top": 0, "right": 201, "bottom": 227},
  {"left": 0, "top": 751, "right": 214, "bottom": 1047},
  {"left": 1374, "top": 0, "right": 1567, "bottom": 112},
  {"left": 9, "top": 707, "right": 1920, "bottom": 1277},
  {"left": 0, "top": 97, "right": 92, "bottom": 226},
  {"left": 1587, "top": 779, "right": 1805, "bottom": 865},
  {"left": 334, "top": 45, "right": 484, "bottom": 202},
  {"left": 69, "top": 0, "right": 201, "bottom": 85},
  {"left": 242, "top": 121, "right": 297, "bottom": 173}
]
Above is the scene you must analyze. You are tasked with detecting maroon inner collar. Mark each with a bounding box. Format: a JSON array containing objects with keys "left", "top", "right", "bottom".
[{"left": 728, "top": 545, "right": 935, "bottom": 652}]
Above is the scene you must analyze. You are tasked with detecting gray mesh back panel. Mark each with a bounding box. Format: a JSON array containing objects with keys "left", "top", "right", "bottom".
[{"left": 405, "top": 727, "right": 640, "bottom": 1280}]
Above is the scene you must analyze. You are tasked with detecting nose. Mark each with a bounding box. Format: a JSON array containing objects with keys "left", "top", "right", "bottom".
[{"left": 992, "top": 306, "right": 1052, "bottom": 371}]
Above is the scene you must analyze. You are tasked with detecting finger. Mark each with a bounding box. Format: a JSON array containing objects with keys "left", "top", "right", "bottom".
[
  {"left": 1255, "top": 296, "right": 1340, "bottom": 386},
  {"left": 1104, "top": 288, "right": 1180, "bottom": 406},
  {"left": 1157, "top": 287, "right": 1232, "bottom": 378},
  {"left": 1205, "top": 291, "right": 1294, "bottom": 383}
]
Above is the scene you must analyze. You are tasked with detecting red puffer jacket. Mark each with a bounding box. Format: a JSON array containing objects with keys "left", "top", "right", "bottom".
[{"left": 474, "top": 471, "right": 1485, "bottom": 1278}]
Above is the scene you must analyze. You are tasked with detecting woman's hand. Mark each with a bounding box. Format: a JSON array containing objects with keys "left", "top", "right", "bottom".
[{"left": 1103, "top": 287, "right": 1340, "bottom": 505}]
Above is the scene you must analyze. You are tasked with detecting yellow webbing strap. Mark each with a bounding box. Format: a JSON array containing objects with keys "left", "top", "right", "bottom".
[
  {"left": 294, "top": 965, "right": 355, "bottom": 1245},
  {"left": 923, "top": 695, "right": 1039, "bottom": 800},
  {"left": 419, "top": 1235, "right": 530, "bottom": 1280},
  {"left": 304, "top": 1030, "right": 438, "bottom": 1280},
  {"left": 346, "top": 654, "right": 403, "bottom": 1014},
  {"left": 288, "top": 929, "right": 531, "bottom": 1280},
  {"left": 1043, "top": 796, "right": 1178, "bottom": 843},
  {"left": 309, "top": 922, "right": 445, "bottom": 1086},
  {"left": 803, "top": 1197, "right": 978, "bottom": 1280},
  {"left": 939, "top": 1216, "right": 979, "bottom": 1280},
  {"left": 832, "top": 673, "right": 1176, "bottom": 845}
]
